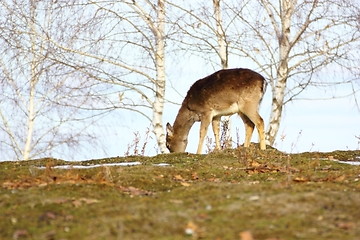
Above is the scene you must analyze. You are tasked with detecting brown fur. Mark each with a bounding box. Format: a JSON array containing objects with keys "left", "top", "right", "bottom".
[{"left": 166, "top": 68, "right": 266, "bottom": 154}]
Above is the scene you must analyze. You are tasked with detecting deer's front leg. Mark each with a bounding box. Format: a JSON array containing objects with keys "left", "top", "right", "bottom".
[
  {"left": 212, "top": 117, "right": 221, "bottom": 150},
  {"left": 197, "top": 115, "right": 212, "bottom": 154}
]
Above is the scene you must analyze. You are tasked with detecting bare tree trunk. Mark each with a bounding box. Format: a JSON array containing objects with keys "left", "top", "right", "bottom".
[
  {"left": 213, "top": 0, "right": 232, "bottom": 149},
  {"left": 99, "top": 0, "right": 168, "bottom": 153},
  {"left": 213, "top": 0, "right": 228, "bottom": 69},
  {"left": 264, "top": 0, "right": 293, "bottom": 145},
  {"left": 152, "top": 0, "right": 167, "bottom": 153},
  {"left": 23, "top": 67, "right": 37, "bottom": 161},
  {"left": 23, "top": 3, "right": 39, "bottom": 160}
]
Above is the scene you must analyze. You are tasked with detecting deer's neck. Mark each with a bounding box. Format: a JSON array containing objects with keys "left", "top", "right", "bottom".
[{"left": 173, "top": 105, "right": 198, "bottom": 141}]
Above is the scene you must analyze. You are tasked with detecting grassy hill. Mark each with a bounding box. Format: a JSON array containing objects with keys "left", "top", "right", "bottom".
[{"left": 1, "top": 147, "right": 359, "bottom": 240}]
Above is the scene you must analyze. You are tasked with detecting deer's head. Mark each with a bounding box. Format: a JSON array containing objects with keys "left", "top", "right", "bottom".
[{"left": 166, "top": 123, "right": 187, "bottom": 153}]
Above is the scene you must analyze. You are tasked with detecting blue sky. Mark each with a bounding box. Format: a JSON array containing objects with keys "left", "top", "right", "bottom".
[{"left": 265, "top": 89, "right": 360, "bottom": 153}]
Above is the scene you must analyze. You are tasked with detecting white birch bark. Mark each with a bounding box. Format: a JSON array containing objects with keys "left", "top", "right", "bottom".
[
  {"left": 152, "top": 0, "right": 167, "bottom": 153},
  {"left": 132, "top": 0, "right": 166, "bottom": 152},
  {"left": 106, "top": 0, "right": 167, "bottom": 153},
  {"left": 213, "top": 0, "right": 228, "bottom": 69},
  {"left": 23, "top": 3, "right": 39, "bottom": 160},
  {"left": 23, "top": 66, "right": 37, "bottom": 161},
  {"left": 264, "top": 0, "right": 294, "bottom": 145},
  {"left": 213, "top": 0, "right": 232, "bottom": 149}
]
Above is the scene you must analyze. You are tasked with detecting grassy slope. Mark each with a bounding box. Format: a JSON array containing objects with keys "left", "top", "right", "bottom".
[{"left": 1, "top": 147, "right": 359, "bottom": 240}]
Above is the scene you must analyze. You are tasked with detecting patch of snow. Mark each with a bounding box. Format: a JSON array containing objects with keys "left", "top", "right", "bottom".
[
  {"left": 37, "top": 161, "right": 173, "bottom": 169},
  {"left": 337, "top": 161, "right": 360, "bottom": 166},
  {"left": 317, "top": 157, "right": 360, "bottom": 166},
  {"left": 37, "top": 162, "right": 141, "bottom": 169},
  {"left": 153, "top": 163, "right": 171, "bottom": 167}
]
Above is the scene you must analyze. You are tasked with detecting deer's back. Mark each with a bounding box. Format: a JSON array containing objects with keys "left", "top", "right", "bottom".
[{"left": 184, "top": 68, "right": 266, "bottom": 112}]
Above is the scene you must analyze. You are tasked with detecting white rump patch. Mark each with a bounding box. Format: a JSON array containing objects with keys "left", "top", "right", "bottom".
[{"left": 213, "top": 103, "right": 240, "bottom": 117}]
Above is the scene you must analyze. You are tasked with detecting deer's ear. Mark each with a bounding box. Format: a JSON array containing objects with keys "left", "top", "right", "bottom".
[{"left": 166, "top": 123, "right": 174, "bottom": 136}]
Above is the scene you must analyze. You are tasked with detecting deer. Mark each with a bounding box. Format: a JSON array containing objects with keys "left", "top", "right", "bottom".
[{"left": 166, "top": 68, "right": 267, "bottom": 154}]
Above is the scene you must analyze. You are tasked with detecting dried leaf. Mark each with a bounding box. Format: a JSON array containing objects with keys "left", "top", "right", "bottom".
[
  {"left": 117, "top": 186, "right": 153, "bottom": 196},
  {"left": 250, "top": 161, "right": 261, "bottom": 167},
  {"left": 336, "top": 221, "right": 355, "bottom": 230},
  {"left": 248, "top": 195, "right": 260, "bottom": 201},
  {"left": 223, "top": 165, "right": 233, "bottom": 170},
  {"left": 39, "top": 211, "right": 57, "bottom": 222},
  {"left": 79, "top": 198, "right": 99, "bottom": 204},
  {"left": 72, "top": 198, "right": 99, "bottom": 207},
  {"left": 47, "top": 198, "right": 69, "bottom": 204},
  {"left": 169, "top": 199, "right": 183, "bottom": 204},
  {"left": 174, "top": 175, "right": 185, "bottom": 181},
  {"left": 334, "top": 175, "right": 346, "bottom": 182},
  {"left": 185, "top": 221, "right": 198, "bottom": 236},
  {"left": 180, "top": 182, "right": 191, "bottom": 187},
  {"left": 239, "top": 231, "right": 254, "bottom": 240},
  {"left": 207, "top": 178, "right": 221, "bottom": 182},
  {"left": 43, "top": 230, "right": 56, "bottom": 240},
  {"left": 191, "top": 172, "right": 199, "bottom": 180},
  {"left": 72, "top": 200, "right": 83, "bottom": 208},
  {"left": 293, "top": 177, "right": 309, "bottom": 182},
  {"left": 13, "top": 229, "right": 29, "bottom": 240}
]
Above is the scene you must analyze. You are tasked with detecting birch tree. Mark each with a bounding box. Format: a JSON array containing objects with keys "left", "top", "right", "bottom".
[
  {"left": 0, "top": 0, "right": 112, "bottom": 160},
  {"left": 169, "top": 0, "right": 234, "bottom": 68},
  {"left": 230, "top": 0, "right": 360, "bottom": 145},
  {"left": 169, "top": 0, "right": 359, "bottom": 148},
  {"left": 45, "top": 0, "right": 169, "bottom": 153},
  {"left": 169, "top": 0, "right": 238, "bottom": 148},
  {"left": 213, "top": 0, "right": 228, "bottom": 69},
  {"left": 213, "top": 0, "right": 232, "bottom": 148}
]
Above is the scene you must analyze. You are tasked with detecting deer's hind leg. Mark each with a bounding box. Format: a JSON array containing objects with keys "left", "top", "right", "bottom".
[
  {"left": 212, "top": 116, "right": 221, "bottom": 150},
  {"left": 238, "top": 113, "right": 255, "bottom": 148},
  {"left": 240, "top": 104, "right": 266, "bottom": 150}
]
